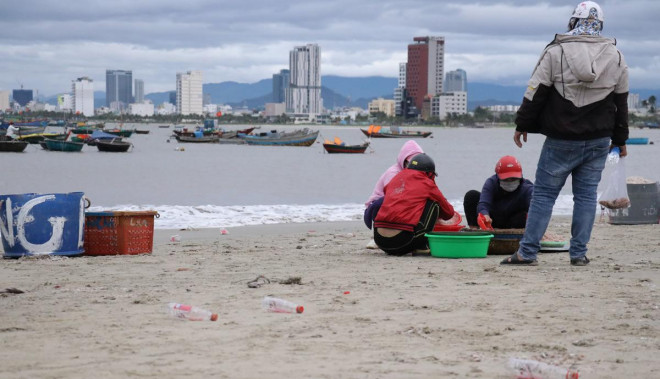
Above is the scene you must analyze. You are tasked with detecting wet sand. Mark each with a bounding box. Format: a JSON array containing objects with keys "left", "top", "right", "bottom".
[{"left": 1, "top": 217, "right": 659, "bottom": 378}]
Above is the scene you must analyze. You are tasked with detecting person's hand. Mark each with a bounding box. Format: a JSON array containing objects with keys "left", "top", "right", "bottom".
[
  {"left": 609, "top": 144, "right": 628, "bottom": 157},
  {"left": 483, "top": 214, "right": 493, "bottom": 225},
  {"left": 514, "top": 131, "right": 527, "bottom": 148}
]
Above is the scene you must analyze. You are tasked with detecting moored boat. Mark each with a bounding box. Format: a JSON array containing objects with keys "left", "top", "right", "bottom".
[
  {"left": 44, "top": 139, "right": 84, "bottom": 152},
  {"left": 96, "top": 138, "right": 133, "bottom": 152},
  {"left": 627, "top": 137, "right": 649, "bottom": 145},
  {"left": 242, "top": 129, "right": 318, "bottom": 146},
  {"left": 175, "top": 134, "right": 220, "bottom": 143},
  {"left": 322, "top": 137, "right": 370, "bottom": 154},
  {"left": 16, "top": 133, "right": 67, "bottom": 144},
  {"left": 103, "top": 129, "right": 134, "bottom": 138},
  {"left": 360, "top": 125, "right": 432, "bottom": 138}
]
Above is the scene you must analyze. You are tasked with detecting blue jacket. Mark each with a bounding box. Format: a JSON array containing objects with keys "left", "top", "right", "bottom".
[{"left": 477, "top": 175, "right": 534, "bottom": 219}]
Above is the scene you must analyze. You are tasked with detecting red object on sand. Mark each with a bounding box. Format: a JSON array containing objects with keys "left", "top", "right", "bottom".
[
  {"left": 433, "top": 212, "right": 464, "bottom": 232},
  {"left": 477, "top": 213, "right": 494, "bottom": 231}
]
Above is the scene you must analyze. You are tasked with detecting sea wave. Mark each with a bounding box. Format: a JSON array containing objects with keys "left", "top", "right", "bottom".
[{"left": 88, "top": 195, "right": 577, "bottom": 230}]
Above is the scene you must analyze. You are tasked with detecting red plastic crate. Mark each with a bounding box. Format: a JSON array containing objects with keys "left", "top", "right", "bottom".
[{"left": 84, "top": 211, "right": 159, "bottom": 255}]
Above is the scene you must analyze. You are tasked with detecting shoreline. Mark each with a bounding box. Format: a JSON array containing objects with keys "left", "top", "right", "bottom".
[{"left": 1, "top": 216, "right": 658, "bottom": 378}]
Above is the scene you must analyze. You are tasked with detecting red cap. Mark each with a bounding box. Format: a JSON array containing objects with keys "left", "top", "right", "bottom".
[
  {"left": 210, "top": 313, "right": 218, "bottom": 321},
  {"left": 296, "top": 306, "right": 304, "bottom": 314},
  {"left": 495, "top": 156, "right": 523, "bottom": 179}
]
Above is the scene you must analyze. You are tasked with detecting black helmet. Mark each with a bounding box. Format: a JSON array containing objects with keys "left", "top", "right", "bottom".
[{"left": 407, "top": 153, "right": 436, "bottom": 176}]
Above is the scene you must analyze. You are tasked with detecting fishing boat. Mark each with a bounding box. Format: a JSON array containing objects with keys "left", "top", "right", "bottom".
[
  {"left": 242, "top": 129, "right": 319, "bottom": 147},
  {"left": 627, "top": 137, "right": 649, "bottom": 145},
  {"left": 103, "top": 129, "right": 134, "bottom": 138},
  {"left": 96, "top": 138, "right": 133, "bottom": 152},
  {"left": 158, "top": 125, "right": 170, "bottom": 128},
  {"left": 44, "top": 139, "right": 84, "bottom": 152},
  {"left": 134, "top": 129, "right": 150, "bottom": 134},
  {"left": 86, "top": 130, "right": 122, "bottom": 146},
  {"left": 0, "top": 137, "right": 29, "bottom": 152},
  {"left": 360, "top": 125, "right": 432, "bottom": 138},
  {"left": 322, "top": 137, "right": 370, "bottom": 154},
  {"left": 16, "top": 132, "right": 67, "bottom": 144},
  {"left": 175, "top": 134, "right": 220, "bottom": 143}
]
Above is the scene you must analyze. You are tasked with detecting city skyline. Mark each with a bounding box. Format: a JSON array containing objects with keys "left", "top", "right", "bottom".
[{"left": 2, "top": 0, "right": 659, "bottom": 96}]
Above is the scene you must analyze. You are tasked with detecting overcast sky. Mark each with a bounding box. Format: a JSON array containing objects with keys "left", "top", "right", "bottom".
[{"left": 2, "top": 0, "right": 658, "bottom": 96}]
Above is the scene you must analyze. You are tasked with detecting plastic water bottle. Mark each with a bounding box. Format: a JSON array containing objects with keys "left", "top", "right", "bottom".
[
  {"left": 508, "top": 358, "right": 579, "bottom": 379},
  {"left": 261, "top": 296, "right": 304, "bottom": 314},
  {"left": 606, "top": 146, "right": 620, "bottom": 164},
  {"left": 167, "top": 302, "right": 218, "bottom": 321}
]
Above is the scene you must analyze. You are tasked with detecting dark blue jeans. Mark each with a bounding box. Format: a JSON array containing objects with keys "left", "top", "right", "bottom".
[{"left": 517, "top": 137, "right": 609, "bottom": 260}]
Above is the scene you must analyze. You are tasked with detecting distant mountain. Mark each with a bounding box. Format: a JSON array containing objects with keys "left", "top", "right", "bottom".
[
  {"left": 42, "top": 76, "right": 658, "bottom": 112},
  {"left": 322, "top": 75, "right": 397, "bottom": 100}
]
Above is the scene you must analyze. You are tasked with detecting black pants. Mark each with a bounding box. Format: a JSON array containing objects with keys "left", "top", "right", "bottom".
[
  {"left": 463, "top": 190, "right": 527, "bottom": 229},
  {"left": 374, "top": 200, "right": 439, "bottom": 256}
]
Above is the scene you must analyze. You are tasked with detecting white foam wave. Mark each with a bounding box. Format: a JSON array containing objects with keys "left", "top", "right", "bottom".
[{"left": 88, "top": 195, "right": 576, "bottom": 230}]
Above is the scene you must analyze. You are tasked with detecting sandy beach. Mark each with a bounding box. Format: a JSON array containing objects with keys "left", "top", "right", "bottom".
[{"left": 1, "top": 216, "right": 658, "bottom": 378}]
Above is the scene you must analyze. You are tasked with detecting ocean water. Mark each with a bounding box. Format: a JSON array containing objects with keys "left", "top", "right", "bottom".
[{"left": 3, "top": 123, "right": 658, "bottom": 229}]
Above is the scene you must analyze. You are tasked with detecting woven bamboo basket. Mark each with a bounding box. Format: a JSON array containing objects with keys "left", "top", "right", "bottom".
[{"left": 487, "top": 228, "right": 525, "bottom": 255}]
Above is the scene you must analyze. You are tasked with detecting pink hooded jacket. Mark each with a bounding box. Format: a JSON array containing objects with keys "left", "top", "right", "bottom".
[{"left": 365, "top": 140, "right": 424, "bottom": 206}]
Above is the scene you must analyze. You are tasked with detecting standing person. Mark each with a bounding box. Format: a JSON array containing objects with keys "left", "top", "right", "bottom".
[
  {"left": 463, "top": 156, "right": 534, "bottom": 229},
  {"left": 6, "top": 122, "right": 20, "bottom": 139},
  {"left": 502, "top": 1, "right": 629, "bottom": 266},
  {"left": 364, "top": 140, "right": 423, "bottom": 230},
  {"left": 373, "top": 153, "right": 455, "bottom": 256}
]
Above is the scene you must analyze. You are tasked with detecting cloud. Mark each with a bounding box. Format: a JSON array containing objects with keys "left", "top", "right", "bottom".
[{"left": 1, "top": 0, "right": 658, "bottom": 96}]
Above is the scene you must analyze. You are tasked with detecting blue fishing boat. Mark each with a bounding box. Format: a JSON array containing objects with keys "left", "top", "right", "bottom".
[
  {"left": 627, "top": 137, "right": 649, "bottom": 145},
  {"left": 44, "top": 139, "right": 84, "bottom": 152},
  {"left": 242, "top": 129, "right": 319, "bottom": 146}
]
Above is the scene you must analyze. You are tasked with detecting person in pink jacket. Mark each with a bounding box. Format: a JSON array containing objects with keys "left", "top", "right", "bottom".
[{"left": 364, "top": 140, "right": 424, "bottom": 229}]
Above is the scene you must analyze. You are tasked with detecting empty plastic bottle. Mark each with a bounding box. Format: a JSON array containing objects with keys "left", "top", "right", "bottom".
[
  {"left": 606, "top": 146, "right": 621, "bottom": 165},
  {"left": 167, "top": 302, "right": 218, "bottom": 321},
  {"left": 508, "top": 358, "right": 579, "bottom": 379},
  {"left": 261, "top": 296, "right": 304, "bottom": 314}
]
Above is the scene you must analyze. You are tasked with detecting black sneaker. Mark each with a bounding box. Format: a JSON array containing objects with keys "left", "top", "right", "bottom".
[{"left": 570, "top": 256, "right": 590, "bottom": 266}]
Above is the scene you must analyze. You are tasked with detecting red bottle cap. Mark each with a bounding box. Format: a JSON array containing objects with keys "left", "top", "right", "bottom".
[
  {"left": 296, "top": 306, "right": 304, "bottom": 314},
  {"left": 210, "top": 313, "right": 218, "bottom": 321}
]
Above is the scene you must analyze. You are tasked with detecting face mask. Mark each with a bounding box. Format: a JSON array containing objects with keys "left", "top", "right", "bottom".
[{"left": 500, "top": 179, "right": 521, "bottom": 192}]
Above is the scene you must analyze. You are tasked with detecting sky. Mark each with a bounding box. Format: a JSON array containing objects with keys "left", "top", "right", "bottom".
[{"left": 2, "top": 0, "right": 659, "bottom": 97}]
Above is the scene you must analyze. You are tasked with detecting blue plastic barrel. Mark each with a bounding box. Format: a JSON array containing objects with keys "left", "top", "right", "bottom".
[{"left": 0, "top": 192, "right": 86, "bottom": 258}]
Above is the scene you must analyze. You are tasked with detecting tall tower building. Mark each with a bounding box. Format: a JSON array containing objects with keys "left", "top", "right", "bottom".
[
  {"left": 12, "top": 88, "right": 33, "bottom": 107},
  {"left": 272, "top": 69, "right": 290, "bottom": 103},
  {"left": 406, "top": 36, "right": 445, "bottom": 112},
  {"left": 0, "top": 91, "right": 10, "bottom": 111},
  {"left": 176, "top": 70, "right": 203, "bottom": 115},
  {"left": 445, "top": 69, "right": 467, "bottom": 92},
  {"left": 394, "top": 62, "right": 407, "bottom": 116},
  {"left": 106, "top": 69, "right": 132, "bottom": 112},
  {"left": 286, "top": 44, "right": 321, "bottom": 115},
  {"left": 134, "top": 79, "right": 144, "bottom": 103},
  {"left": 73, "top": 77, "right": 94, "bottom": 117}
]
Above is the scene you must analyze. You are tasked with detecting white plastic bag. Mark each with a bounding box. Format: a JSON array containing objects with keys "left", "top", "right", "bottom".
[{"left": 598, "top": 148, "right": 630, "bottom": 209}]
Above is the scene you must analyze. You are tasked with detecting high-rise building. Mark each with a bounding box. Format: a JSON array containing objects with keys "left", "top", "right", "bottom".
[
  {"left": 286, "top": 44, "right": 321, "bottom": 115},
  {"left": 176, "top": 70, "right": 203, "bottom": 115},
  {"left": 394, "top": 62, "right": 407, "bottom": 116},
  {"left": 12, "top": 89, "right": 33, "bottom": 107},
  {"left": 73, "top": 77, "right": 94, "bottom": 117},
  {"left": 406, "top": 36, "right": 445, "bottom": 113},
  {"left": 272, "top": 69, "right": 290, "bottom": 103},
  {"left": 57, "top": 94, "right": 73, "bottom": 112},
  {"left": 0, "top": 91, "right": 10, "bottom": 111},
  {"left": 134, "top": 79, "right": 144, "bottom": 103},
  {"left": 106, "top": 69, "right": 132, "bottom": 112},
  {"left": 445, "top": 69, "right": 467, "bottom": 92}
]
